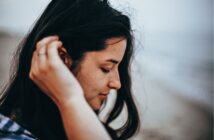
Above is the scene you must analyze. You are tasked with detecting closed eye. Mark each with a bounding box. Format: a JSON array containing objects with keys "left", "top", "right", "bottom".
[{"left": 101, "top": 68, "right": 111, "bottom": 73}]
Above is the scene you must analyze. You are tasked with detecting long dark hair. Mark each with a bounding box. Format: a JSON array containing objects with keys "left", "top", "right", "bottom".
[{"left": 0, "top": 0, "right": 140, "bottom": 139}]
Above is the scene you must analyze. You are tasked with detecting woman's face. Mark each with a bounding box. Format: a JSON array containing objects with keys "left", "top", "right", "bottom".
[{"left": 75, "top": 37, "right": 127, "bottom": 111}]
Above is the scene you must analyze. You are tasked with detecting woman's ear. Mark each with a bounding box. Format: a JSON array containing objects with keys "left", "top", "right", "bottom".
[{"left": 58, "top": 48, "right": 73, "bottom": 68}]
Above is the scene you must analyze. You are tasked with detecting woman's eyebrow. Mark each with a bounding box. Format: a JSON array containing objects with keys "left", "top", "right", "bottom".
[{"left": 106, "top": 59, "right": 119, "bottom": 64}]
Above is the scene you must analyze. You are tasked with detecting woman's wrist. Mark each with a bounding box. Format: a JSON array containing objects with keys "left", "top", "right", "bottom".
[
  {"left": 55, "top": 91, "right": 111, "bottom": 140},
  {"left": 55, "top": 90, "right": 85, "bottom": 110}
]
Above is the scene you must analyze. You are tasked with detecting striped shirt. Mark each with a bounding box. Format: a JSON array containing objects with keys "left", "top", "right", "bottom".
[{"left": 0, "top": 114, "right": 37, "bottom": 140}]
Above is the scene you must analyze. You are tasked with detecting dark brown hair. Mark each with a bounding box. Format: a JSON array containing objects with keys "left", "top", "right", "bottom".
[{"left": 0, "top": 0, "right": 140, "bottom": 139}]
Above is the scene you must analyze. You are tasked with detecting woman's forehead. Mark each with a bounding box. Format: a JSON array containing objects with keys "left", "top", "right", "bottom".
[{"left": 84, "top": 39, "right": 127, "bottom": 64}]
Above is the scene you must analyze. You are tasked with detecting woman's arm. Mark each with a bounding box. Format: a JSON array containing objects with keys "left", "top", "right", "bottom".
[
  {"left": 29, "top": 36, "right": 111, "bottom": 140},
  {"left": 58, "top": 95, "right": 111, "bottom": 140}
]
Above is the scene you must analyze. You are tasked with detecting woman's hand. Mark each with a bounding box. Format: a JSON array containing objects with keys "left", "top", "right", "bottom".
[
  {"left": 29, "top": 35, "right": 84, "bottom": 106},
  {"left": 29, "top": 36, "right": 111, "bottom": 140}
]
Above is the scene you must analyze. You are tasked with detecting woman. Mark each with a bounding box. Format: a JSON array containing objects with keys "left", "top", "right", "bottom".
[{"left": 0, "top": 0, "right": 140, "bottom": 139}]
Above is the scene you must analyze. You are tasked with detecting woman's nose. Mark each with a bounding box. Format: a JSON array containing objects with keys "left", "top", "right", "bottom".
[{"left": 108, "top": 71, "right": 121, "bottom": 90}]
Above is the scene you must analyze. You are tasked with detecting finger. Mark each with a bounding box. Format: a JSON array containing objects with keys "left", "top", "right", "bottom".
[
  {"left": 36, "top": 35, "right": 59, "bottom": 52},
  {"left": 31, "top": 51, "right": 37, "bottom": 68},
  {"left": 37, "top": 46, "right": 48, "bottom": 68},
  {"left": 36, "top": 36, "right": 59, "bottom": 69},
  {"left": 31, "top": 51, "right": 39, "bottom": 71},
  {"left": 46, "top": 40, "right": 63, "bottom": 61},
  {"left": 29, "top": 51, "right": 38, "bottom": 79},
  {"left": 30, "top": 52, "right": 50, "bottom": 94}
]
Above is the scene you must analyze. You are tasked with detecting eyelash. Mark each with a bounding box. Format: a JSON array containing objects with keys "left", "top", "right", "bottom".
[{"left": 101, "top": 68, "right": 111, "bottom": 73}]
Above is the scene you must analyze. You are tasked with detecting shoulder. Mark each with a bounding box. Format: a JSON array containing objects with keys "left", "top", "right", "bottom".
[{"left": 0, "top": 114, "right": 37, "bottom": 140}]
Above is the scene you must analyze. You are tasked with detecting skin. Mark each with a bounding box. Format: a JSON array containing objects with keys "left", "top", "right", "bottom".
[
  {"left": 75, "top": 37, "right": 126, "bottom": 110},
  {"left": 29, "top": 36, "right": 126, "bottom": 139}
]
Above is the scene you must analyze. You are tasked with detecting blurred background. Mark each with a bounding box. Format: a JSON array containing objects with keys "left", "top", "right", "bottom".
[{"left": 0, "top": 0, "right": 213, "bottom": 140}]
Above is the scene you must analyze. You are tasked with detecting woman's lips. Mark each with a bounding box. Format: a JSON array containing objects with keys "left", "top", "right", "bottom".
[{"left": 98, "top": 93, "right": 108, "bottom": 100}]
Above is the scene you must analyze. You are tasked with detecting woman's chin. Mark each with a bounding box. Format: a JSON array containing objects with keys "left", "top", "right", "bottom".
[
  {"left": 88, "top": 97, "right": 104, "bottom": 111},
  {"left": 91, "top": 104, "right": 102, "bottom": 112}
]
